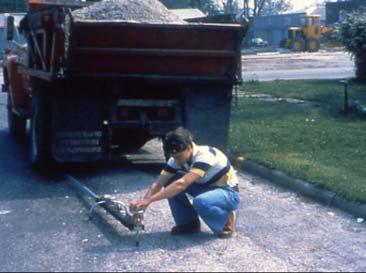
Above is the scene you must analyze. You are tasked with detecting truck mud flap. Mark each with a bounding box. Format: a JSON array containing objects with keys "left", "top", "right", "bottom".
[
  {"left": 53, "top": 131, "right": 105, "bottom": 162},
  {"left": 184, "top": 87, "right": 232, "bottom": 153}
]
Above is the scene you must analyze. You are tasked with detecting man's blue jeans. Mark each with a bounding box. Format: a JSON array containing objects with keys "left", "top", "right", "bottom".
[{"left": 167, "top": 175, "right": 240, "bottom": 235}]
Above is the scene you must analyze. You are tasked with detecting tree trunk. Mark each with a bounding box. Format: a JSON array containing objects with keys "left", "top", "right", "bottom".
[
  {"left": 254, "top": 0, "right": 267, "bottom": 16},
  {"left": 355, "top": 52, "right": 366, "bottom": 81},
  {"left": 254, "top": 0, "right": 258, "bottom": 15}
]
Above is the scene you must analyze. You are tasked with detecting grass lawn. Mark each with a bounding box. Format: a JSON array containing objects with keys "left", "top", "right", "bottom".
[
  {"left": 229, "top": 79, "right": 366, "bottom": 203},
  {"left": 240, "top": 79, "right": 366, "bottom": 105}
]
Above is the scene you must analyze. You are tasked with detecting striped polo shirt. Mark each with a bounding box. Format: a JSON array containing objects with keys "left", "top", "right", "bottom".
[{"left": 161, "top": 143, "right": 238, "bottom": 188}]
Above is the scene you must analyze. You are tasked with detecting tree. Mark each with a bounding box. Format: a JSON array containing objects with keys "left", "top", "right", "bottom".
[
  {"left": 337, "top": 11, "right": 366, "bottom": 80},
  {"left": 161, "top": 0, "right": 240, "bottom": 15},
  {"left": 252, "top": 0, "right": 266, "bottom": 16},
  {"left": 202, "top": 0, "right": 223, "bottom": 15},
  {"left": 160, "top": 0, "right": 191, "bottom": 8},
  {"left": 243, "top": 0, "right": 292, "bottom": 17},
  {"left": 259, "top": 0, "right": 292, "bottom": 16},
  {"left": 223, "top": 0, "right": 240, "bottom": 13},
  {"left": 161, "top": 0, "right": 292, "bottom": 16},
  {"left": 193, "top": 0, "right": 241, "bottom": 15}
]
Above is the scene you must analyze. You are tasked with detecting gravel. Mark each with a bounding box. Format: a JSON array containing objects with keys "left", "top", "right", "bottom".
[
  {"left": 1, "top": 133, "right": 366, "bottom": 271},
  {"left": 72, "top": 0, "right": 186, "bottom": 24}
]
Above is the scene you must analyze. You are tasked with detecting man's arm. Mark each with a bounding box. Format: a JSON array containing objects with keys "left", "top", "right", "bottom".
[
  {"left": 149, "top": 172, "right": 199, "bottom": 202},
  {"left": 142, "top": 174, "right": 172, "bottom": 200},
  {"left": 130, "top": 173, "right": 172, "bottom": 210},
  {"left": 132, "top": 172, "right": 200, "bottom": 210}
]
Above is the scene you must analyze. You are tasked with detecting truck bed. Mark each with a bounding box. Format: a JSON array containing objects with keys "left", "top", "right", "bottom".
[
  {"left": 7, "top": 8, "right": 246, "bottom": 166},
  {"left": 64, "top": 20, "right": 245, "bottom": 83}
]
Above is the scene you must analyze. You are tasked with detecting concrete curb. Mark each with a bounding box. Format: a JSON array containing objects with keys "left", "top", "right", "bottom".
[{"left": 239, "top": 159, "right": 366, "bottom": 219}]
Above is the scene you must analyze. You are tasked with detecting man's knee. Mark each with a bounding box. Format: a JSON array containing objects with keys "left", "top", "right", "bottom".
[{"left": 193, "top": 195, "right": 209, "bottom": 211}]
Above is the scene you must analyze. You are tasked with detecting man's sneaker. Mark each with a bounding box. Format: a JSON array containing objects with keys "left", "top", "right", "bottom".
[
  {"left": 171, "top": 218, "right": 201, "bottom": 235},
  {"left": 218, "top": 211, "right": 236, "bottom": 239}
]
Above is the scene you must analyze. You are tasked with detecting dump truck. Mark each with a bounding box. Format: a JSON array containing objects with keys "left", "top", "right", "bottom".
[
  {"left": 2, "top": 0, "right": 246, "bottom": 171},
  {"left": 280, "top": 15, "right": 321, "bottom": 52}
]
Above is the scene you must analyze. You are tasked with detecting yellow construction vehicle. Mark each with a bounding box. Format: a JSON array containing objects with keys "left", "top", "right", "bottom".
[{"left": 281, "top": 15, "right": 321, "bottom": 52}]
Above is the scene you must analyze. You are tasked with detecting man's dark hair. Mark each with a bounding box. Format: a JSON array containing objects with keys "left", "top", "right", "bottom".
[{"left": 163, "top": 127, "right": 193, "bottom": 155}]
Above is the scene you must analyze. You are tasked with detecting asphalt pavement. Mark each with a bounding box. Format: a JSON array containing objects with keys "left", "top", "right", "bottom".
[
  {"left": 0, "top": 91, "right": 366, "bottom": 271},
  {"left": 242, "top": 50, "right": 355, "bottom": 81},
  {"left": 1, "top": 53, "right": 366, "bottom": 271},
  {"left": 243, "top": 67, "right": 355, "bottom": 81}
]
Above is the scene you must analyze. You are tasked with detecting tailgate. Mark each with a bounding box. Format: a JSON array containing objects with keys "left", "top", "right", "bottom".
[{"left": 65, "top": 20, "right": 245, "bottom": 83}]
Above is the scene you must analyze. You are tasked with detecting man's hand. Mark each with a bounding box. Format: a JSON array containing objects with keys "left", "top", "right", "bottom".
[
  {"left": 130, "top": 198, "right": 151, "bottom": 211},
  {"left": 130, "top": 172, "right": 200, "bottom": 211}
]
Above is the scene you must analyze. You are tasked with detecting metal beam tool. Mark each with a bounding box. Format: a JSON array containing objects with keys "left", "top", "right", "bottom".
[{"left": 65, "top": 174, "right": 144, "bottom": 247}]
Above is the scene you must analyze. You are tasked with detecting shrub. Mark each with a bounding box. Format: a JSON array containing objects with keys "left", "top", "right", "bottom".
[{"left": 337, "top": 11, "right": 366, "bottom": 80}]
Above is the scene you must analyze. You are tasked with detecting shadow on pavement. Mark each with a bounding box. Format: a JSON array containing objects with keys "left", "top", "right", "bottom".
[{"left": 0, "top": 128, "right": 166, "bottom": 201}]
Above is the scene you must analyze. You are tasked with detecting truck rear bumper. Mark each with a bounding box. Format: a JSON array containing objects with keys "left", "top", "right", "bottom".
[
  {"left": 110, "top": 120, "right": 181, "bottom": 136},
  {"left": 51, "top": 97, "right": 183, "bottom": 162}
]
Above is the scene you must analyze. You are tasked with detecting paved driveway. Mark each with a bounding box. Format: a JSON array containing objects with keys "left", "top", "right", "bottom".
[
  {"left": 242, "top": 50, "right": 355, "bottom": 81},
  {"left": 0, "top": 92, "right": 366, "bottom": 271}
]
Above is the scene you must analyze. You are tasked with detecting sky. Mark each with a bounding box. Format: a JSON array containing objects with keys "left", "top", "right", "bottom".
[
  {"left": 229, "top": 0, "right": 338, "bottom": 12},
  {"left": 290, "top": 0, "right": 320, "bottom": 10},
  {"left": 290, "top": 0, "right": 337, "bottom": 11}
]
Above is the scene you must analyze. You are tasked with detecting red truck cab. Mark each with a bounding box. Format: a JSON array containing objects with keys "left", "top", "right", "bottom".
[{"left": 2, "top": 13, "right": 32, "bottom": 136}]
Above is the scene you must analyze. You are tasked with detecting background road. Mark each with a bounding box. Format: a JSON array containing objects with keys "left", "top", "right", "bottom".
[
  {"left": 0, "top": 50, "right": 355, "bottom": 85},
  {"left": 242, "top": 50, "right": 355, "bottom": 81},
  {"left": 0, "top": 89, "right": 366, "bottom": 271}
]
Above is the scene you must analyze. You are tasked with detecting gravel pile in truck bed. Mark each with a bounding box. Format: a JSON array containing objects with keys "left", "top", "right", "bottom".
[{"left": 72, "top": 0, "right": 187, "bottom": 24}]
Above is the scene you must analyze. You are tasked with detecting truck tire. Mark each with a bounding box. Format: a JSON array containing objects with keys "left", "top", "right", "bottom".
[
  {"left": 306, "top": 38, "right": 320, "bottom": 52},
  {"left": 30, "top": 92, "right": 53, "bottom": 172},
  {"left": 291, "top": 38, "right": 305, "bottom": 52},
  {"left": 7, "top": 94, "right": 27, "bottom": 137}
]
